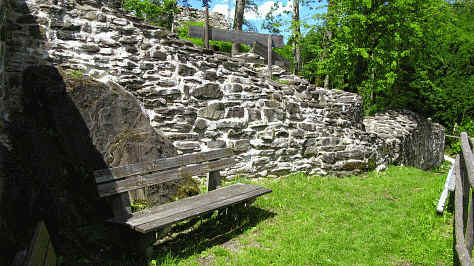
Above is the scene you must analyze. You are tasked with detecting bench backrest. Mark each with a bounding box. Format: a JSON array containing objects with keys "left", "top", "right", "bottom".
[{"left": 94, "top": 148, "right": 235, "bottom": 198}]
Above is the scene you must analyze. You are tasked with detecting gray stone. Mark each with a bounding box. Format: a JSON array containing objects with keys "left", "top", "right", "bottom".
[
  {"left": 174, "top": 141, "right": 201, "bottom": 151},
  {"left": 226, "top": 106, "right": 244, "bottom": 118},
  {"left": 206, "top": 139, "right": 226, "bottom": 149},
  {"left": 198, "top": 102, "right": 225, "bottom": 120},
  {"left": 150, "top": 49, "right": 168, "bottom": 60},
  {"left": 229, "top": 139, "right": 249, "bottom": 152},
  {"left": 178, "top": 64, "right": 197, "bottom": 76},
  {"left": 191, "top": 83, "right": 223, "bottom": 99},
  {"left": 216, "top": 120, "right": 245, "bottom": 130},
  {"left": 204, "top": 70, "right": 217, "bottom": 81},
  {"left": 193, "top": 118, "right": 208, "bottom": 131}
]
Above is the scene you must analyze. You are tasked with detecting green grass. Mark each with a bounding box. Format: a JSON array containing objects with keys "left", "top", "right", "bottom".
[{"left": 148, "top": 164, "right": 453, "bottom": 265}]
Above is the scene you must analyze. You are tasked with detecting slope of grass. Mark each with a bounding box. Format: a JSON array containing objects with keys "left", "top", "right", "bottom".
[{"left": 151, "top": 164, "right": 453, "bottom": 265}]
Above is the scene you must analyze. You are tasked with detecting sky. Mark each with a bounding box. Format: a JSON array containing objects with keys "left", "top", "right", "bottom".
[{"left": 185, "top": 0, "right": 327, "bottom": 41}]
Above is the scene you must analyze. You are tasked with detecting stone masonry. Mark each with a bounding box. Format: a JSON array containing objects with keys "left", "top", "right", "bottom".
[
  {"left": 3, "top": 0, "right": 445, "bottom": 179},
  {"left": 173, "top": 6, "right": 230, "bottom": 30}
]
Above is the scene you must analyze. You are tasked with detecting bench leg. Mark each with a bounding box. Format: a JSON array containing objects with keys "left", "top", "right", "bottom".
[{"left": 137, "top": 232, "right": 156, "bottom": 265}]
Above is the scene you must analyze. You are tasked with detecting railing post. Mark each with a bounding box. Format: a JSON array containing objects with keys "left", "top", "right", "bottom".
[{"left": 267, "top": 35, "right": 272, "bottom": 78}]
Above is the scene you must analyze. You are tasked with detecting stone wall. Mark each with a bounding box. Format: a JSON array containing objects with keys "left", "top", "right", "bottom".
[
  {"left": 364, "top": 110, "right": 445, "bottom": 170},
  {"left": 4, "top": 0, "right": 445, "bottom": 179},
  {"left": 1, "top": 0, "right": 446, "bottom": 262},
  {"left": 174, "top": 6, "right": 230, "bottom": 30}
]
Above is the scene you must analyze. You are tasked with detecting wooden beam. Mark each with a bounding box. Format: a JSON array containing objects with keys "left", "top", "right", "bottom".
[
  {"left": 97, "top": 158, "right": 237, "bottom": 197},
  {"left": 454, "top": 154, "right": 473, "bottom": 265},
  {"left": 460, "top": 132, "right": 474, "bottom": 189},
  {"left": 95, "top": 148, "right": 233, "bottom": 184},
  {"left": 188, "top": 25, "right": 284, "bottom": 48},
  {"left": 437, "top": 164, "right": 455, "bottom": 214}
]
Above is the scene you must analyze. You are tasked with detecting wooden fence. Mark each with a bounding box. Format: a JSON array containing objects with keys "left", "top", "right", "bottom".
[{"left": 453, "top": 132, "right": 474, "bottom": 265}]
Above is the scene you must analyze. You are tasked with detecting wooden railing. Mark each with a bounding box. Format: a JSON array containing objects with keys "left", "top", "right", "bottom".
[{"left": 454, "top": 132, "right": 474, "bottom": 265}]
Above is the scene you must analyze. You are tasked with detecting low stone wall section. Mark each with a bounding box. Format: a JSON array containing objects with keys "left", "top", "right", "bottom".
[{"left": 364, "top": 110, "right": 445, "bottom": 170}]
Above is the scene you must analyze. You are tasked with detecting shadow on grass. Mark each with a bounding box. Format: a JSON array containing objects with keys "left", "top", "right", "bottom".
[
  {"left": 152, "top": 205, "right": 276, "bottom": 264},
  {"left": 65, "top": 205, "right": 275, "bottom": 265}
]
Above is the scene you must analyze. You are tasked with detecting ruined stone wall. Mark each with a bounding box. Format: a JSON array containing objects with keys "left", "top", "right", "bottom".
[
  {"left": 364, "top": 110, "right": 445, "bottom": 170},
  {"left": 4, "top": 0, "right": 444, "bottom": 180},
  {"left": 174, "top": 6, "right": 230, "bottom": 30}
]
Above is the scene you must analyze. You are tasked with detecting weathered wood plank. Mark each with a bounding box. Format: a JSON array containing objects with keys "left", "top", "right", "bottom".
[
  {"left": 252, "top": 40, "right": 290, "bottom": 68},
  {"left": 454, "top": 155, "right": 473, "bottom": 265},
  {"left": 116, "top": 183, "right": 255, "bottom": 227},
  {"left": 437, "top": 164, "right": 455, "bottom": 213},
  {"left": 97, "top": 158, "right": 236, "bottom": 197},
  {"left": 188, "top": 26, "right": 284, "bottom": 48},
  {"left": 25, "top": 221, "right": 54, "bottom": 266},
  {"left": 95, "top": 148, "right": 233, "bottom": 184},
  {"left": 466, "top": 191, "right": 474, "bottom": 254},
  {"left": 133, "top": 184, "right": 272, "bottom": 233},
  {"left": 460, "top": 132, "right": 474, "bottom": 189}
]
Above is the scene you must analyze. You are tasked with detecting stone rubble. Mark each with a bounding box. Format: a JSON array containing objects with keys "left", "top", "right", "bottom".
[{"left": 2, "top": 0, "right": 445, "bottom": 179}]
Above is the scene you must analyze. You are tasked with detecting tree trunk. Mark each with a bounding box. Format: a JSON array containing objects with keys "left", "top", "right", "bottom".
[
  {"left": 232, "top": 0, "right": 245, "bottom": 56},
  {"left": 204, "top": 5, "right": 209, "bottom": 49},
  {"left": 322, "top": 0, "right": 333, "bottom": 89},
  {"left": 292, "top": 0, "right": 301, "bottom": 74}
]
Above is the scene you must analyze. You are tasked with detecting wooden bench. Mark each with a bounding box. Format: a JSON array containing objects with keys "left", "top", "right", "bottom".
[
  {"left": 94, "top": 148, "right": 271, "bottom": 260},
  {"left": 12, "top": 221, "right": 57, "bottom": 266}
]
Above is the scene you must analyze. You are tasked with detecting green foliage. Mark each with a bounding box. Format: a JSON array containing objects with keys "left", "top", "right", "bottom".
[
  {"left": 446, "top": 120, "right": 474, "bottom": 154},
  {"left": 297, "top": 0, "right": 473, "bottom": 139},
  {"left": 176, "top": 21, "right": 250, "bottom": 53},
  {"left": 69, "top": 69, "right": 83, "bottom": 78},
  {"left": 130, "top": 199, "right": 150, "bottom": 212},
  {"left": 122, "top": 0, "right": 178, "bottom": 29}
]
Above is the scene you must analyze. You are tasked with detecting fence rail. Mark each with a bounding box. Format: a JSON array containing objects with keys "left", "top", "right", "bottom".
[{"left": 454, "top": 132, "right": 474, "bottom": 265}]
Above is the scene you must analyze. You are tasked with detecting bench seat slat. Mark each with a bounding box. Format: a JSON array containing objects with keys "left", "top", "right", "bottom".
[
  {"left": 97, "top": 158, "right": 236, "bottom": 197},
  {"left": 136, "top": 186, "right": 271, "bottom": 233},
  {"left": 108, "top": 183, "right": 272, "bottom": 233},
  {"left": 95, "top": 148, "right": 233, "bottom": 184},
  {"left": 120, "top": 183, "right": 253, "bottom": 226}
]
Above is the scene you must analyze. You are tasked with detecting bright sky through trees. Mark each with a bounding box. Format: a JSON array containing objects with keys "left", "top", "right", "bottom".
[{"left": 186, "top": 0, "right": 326, "bottom": 39}]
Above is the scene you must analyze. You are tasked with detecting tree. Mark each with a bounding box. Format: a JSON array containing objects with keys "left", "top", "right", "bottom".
[
  {"left": 232, "top": 0, "right": 245, "bottom": 55},
  {"left": 202, "top": 0, "right": 211, "bottom": 49},
  {"left": 300, "top": 0, "right": 473, "bottom": 136},
  {"left": 291, "top": 0, "right": 301, "bottom": 74}
]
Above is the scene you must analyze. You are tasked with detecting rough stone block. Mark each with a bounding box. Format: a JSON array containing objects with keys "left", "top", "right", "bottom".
[
  {"left": 191, "top": 83, "right": 223, "bottom": 99},
  {"left": 226, "top": 106, "right": 244, "bottom": 118},
  {"left": 198, "top": 102, "right": 225, "bottom": 120},
  {"left": 178, "top": 64, "right": 197, "bottom": 76},
  {"left": 229, "top": 139, "right": 249, "bottom": 152},
  {"left": 206, "top": 139, "right": 226, "bottom": 149}
]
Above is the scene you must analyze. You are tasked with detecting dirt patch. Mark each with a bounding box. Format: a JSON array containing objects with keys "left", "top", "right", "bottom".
[
  {"left": 197, "top": 254, "right": 215, "bottom": 266},
  {"left": 221, "top": 238, "right": 243, "bottom": 253}
]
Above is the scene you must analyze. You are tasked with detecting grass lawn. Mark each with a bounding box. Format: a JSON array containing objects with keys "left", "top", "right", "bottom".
[{"left": 143, "top": 164, "right": 453, "bottom": 266}]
